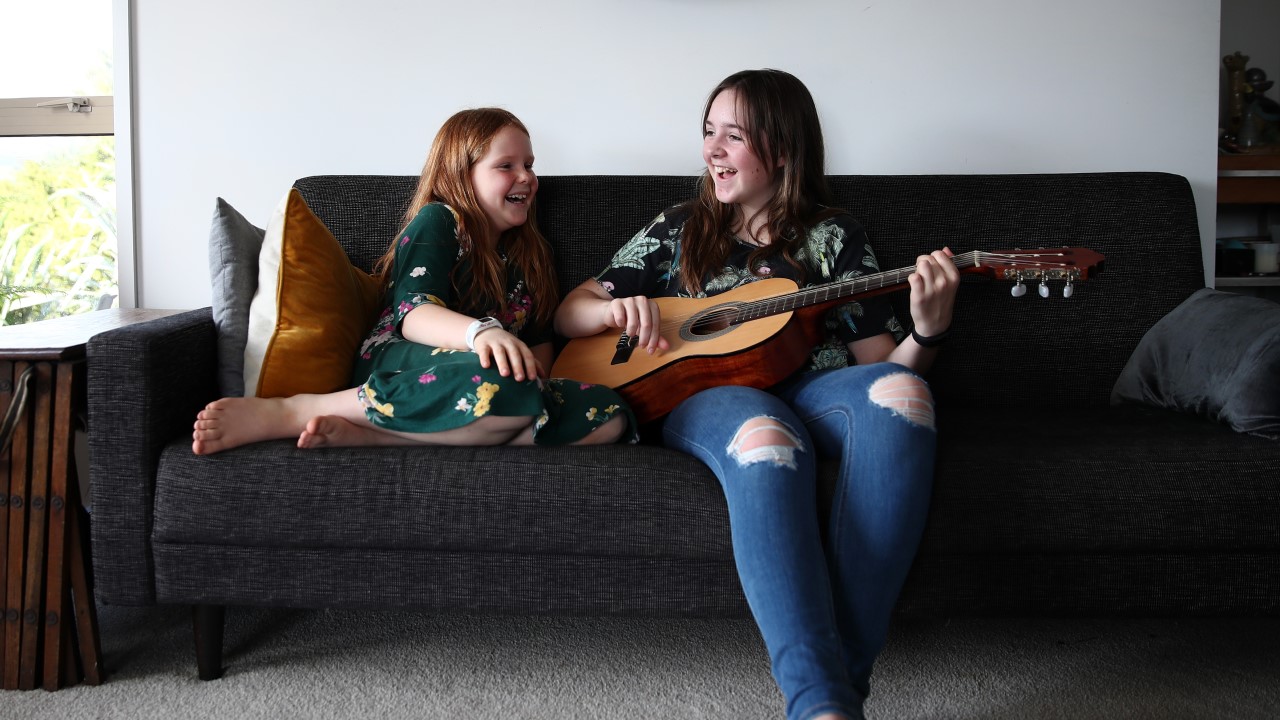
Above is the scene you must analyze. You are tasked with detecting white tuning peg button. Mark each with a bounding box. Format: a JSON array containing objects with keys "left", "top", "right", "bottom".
[
  {"left": 1011, "top": 282, "right": 1027, "bottom": 297},
  {"left": 1063, "top": 282, "right": 1074, "bottom": 299},
  {"left": 1038, "top": 281, "right": 1050, "bottom": 298}
]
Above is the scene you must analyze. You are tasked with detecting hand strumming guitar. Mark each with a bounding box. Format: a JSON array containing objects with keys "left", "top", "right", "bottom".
[{"left": 556, "top": 281, "right": 671, "bottom": 354}]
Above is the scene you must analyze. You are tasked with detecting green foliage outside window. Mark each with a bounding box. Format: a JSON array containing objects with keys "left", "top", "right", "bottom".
[{"left": 0, "top": 138, "right": 117, "bottom": 326}]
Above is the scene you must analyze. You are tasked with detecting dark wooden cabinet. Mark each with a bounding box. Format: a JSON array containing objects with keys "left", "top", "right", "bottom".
[{"left": 1, "top": 309, "right": 181, "bottom": 690}]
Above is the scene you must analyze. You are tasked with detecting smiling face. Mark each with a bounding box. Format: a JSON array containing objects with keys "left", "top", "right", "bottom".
[
  {"left": 470, "top": 124, "right": 538, "bottom": 236},
  {"left": 703, "top": 88, "right": 779, "bottom": 222}
]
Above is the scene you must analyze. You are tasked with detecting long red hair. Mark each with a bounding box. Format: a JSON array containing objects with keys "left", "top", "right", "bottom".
[{"left": 375, "top": 108, "right": 557, "bottom": 330}]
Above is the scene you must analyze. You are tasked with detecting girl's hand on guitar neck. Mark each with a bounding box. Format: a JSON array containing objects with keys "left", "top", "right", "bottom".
[
  {"left": 604, "top": 295, "right": 670, "bottom": 354},
  {"left": 853, "top": 247, "right": 959, "bottom": 374},
  {"left": 907, "top": 247, "right": 960, "bottom": 339}
]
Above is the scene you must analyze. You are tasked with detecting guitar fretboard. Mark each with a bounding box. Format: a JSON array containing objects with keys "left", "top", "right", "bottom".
[{"left": 730, "top": 249, "right": 1075, "bottom": 324}]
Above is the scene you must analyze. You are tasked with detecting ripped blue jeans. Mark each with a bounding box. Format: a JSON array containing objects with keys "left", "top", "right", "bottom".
[{"left": 662, "top": 363, "right": 937, "bottom": 720}]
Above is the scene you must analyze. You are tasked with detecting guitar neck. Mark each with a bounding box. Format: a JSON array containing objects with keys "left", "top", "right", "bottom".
[{"left": 735, "top": 251, "right": 982, "bottom": 324}]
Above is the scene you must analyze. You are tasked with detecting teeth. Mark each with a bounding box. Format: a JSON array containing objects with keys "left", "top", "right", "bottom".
[
  {"left": 506, "top": 194, "right": 528, "bottom": 202},
  {"left": 714, "top": 166, "right": 736, "bottom": 175}
]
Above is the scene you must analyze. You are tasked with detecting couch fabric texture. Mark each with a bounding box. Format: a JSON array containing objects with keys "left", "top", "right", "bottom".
[{"left": 89, "top": 173, "right": 1280, "bottom": 621}]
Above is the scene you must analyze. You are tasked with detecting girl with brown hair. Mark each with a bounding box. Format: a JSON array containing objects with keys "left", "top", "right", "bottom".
[{"left": 555, "top": 70, "right": 960, "bottom": 720}]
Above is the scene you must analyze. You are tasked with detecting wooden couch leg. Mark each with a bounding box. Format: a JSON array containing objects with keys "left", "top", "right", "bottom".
[{"left": 193, "top": 605, "right": 225, "bottom": 680}]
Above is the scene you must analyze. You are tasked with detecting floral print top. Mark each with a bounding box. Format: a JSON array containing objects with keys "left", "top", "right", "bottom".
[
  {"left": 352, "top": 202, "right": 552, "bottom": 376},
  {"left": 345, "top": 202, "right": 636, "bottom": 445},
  {"left": 594, "top": 204, "right": 903, "bottom": 373}
]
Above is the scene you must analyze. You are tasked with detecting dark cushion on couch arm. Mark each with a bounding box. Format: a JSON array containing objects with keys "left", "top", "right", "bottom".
[{"left": 1110, "top": 288, "right": 1280, "bottom": 440}]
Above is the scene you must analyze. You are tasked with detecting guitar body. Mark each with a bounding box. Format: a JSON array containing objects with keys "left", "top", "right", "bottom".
[
  {"left": 552, "top": 247, "right": 1105, "bottom": 424},
  {"left": 551, "top": 278, "right": 822, "bottom": 422}
]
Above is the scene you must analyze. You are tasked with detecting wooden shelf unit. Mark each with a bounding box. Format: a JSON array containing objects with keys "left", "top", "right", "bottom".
[
  {"left": 1217, "top": 155, "right": 1280, "bottom": 296},
  {"left": 1218, "top": 153, "right": 1280, "bottom": 204}
]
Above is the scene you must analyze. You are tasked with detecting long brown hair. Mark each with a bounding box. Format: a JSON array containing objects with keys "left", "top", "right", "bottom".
[
  {"left": 679, "top": 69, "right": 833, "bottom": 295},
  {"left": 374, "top": 108, "right": 557, "bottom": 330}
]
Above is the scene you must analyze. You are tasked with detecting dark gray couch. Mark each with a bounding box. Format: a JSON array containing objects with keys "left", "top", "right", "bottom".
[{"left": 87, "top": 173, "right": 1280, "bottom": 680}]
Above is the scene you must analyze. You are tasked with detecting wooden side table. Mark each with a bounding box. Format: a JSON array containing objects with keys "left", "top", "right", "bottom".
[{"left": 0, "top": 308, "right": 181, "bottom": 690}]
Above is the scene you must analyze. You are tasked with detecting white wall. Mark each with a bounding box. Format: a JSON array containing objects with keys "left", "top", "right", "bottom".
[{"left": 130, "top": 0, "right": 1222, "bottom": 309}]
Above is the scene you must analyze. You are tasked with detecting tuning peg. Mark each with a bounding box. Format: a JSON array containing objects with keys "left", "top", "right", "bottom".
[
  {"left": 1011, "top": 282, "right": 1027, "bottom": 298},
  {"left": 1038, "top": 280, "right": 1050, "bottom": 298},
  {"left": 1063, "top": 280, "right": 1074, "bottom": 299}
]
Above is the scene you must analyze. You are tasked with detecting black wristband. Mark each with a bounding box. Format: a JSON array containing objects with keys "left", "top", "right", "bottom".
[{"left": 911, "top": 327, "right": 950, "bottom": 348}]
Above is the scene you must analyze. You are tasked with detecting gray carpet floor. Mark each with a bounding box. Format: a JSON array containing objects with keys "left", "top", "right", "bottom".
[{"left": 4, "top": 605, "right": 1279, "bottom": 719}]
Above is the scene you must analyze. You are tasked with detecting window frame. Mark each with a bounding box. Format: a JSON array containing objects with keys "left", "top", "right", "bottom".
[
  {"left": 0, "top": 0, "right": 135, "bottom": 309},
  {"left": 0, "top": 96, "right": 114, "bottom": 136},
  {"left": 112, "top": 0, "right": 136, "bottom": 309}
]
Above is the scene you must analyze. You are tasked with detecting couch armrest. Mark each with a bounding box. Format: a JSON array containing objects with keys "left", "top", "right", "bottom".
[{"left": 87, "top": 308, "right": 218, "bottom": 605}]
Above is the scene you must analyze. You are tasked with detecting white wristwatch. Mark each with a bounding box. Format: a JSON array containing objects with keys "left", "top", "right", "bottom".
[{"left": 464, "top": 316, "right": 501, "bottom": 351}]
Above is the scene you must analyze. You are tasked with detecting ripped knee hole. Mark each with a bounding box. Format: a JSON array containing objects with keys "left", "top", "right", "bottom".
[
  {"left": 868, "top": 373, "right": 935, "bottom": 429},
  {"left": 726, "top": 416, "right": 803, "bottom": 468}
]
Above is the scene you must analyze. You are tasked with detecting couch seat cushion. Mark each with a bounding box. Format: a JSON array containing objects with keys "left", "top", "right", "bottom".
[
  {"left": 918, "top": 405, "right": 1280, "bottom": 554},
  {"left": 152, "top": 407, "right": 1280, "bottom": 565},
  {"left": 153, "top": 443, "right": 733, "bottom": 561}
]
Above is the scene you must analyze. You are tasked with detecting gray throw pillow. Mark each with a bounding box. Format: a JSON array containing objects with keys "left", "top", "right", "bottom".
[
  {"left": 208, "top": 198, "right": 266, "bottom": 397},
  {"left": 1111, "top": 288, "right": 1280, "bottom": 440}
]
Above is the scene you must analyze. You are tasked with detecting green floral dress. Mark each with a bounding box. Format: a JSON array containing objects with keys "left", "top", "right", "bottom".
[{"left": 350, "top": 203, "right": 635, "bottom": 445}]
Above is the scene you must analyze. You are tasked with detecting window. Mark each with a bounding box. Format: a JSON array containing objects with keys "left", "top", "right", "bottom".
[{"left": 0, "top": 1, "right": 122, "bottom": 325}]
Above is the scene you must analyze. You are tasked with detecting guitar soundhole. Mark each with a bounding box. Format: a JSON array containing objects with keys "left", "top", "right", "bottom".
[{"left": 682, "top": 304, "right": 738, "bottom": 342}]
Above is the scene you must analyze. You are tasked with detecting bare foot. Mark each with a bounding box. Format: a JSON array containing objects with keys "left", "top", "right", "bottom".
[
  {"left": 192, "top": 396, "right": 305, "bottom": 455},
  {"left": 298, "top": 415, "right": 408, "bottom": 449}
]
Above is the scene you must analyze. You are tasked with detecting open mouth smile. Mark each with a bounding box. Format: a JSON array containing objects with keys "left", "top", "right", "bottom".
[
  {"left": 505, "top": 193, "right": 529, "bottom": 205},
  {"left": 712, "top": 165, "right": 737, "bottom": 179}
]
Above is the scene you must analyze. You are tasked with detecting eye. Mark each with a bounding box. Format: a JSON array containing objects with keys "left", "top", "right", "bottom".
[
  {"left": 703, "top": 128, "right": 714, "bottom": 138},
  {"left": 729, "top": 134, "right": 743, "bottom": 143},
  {"left": 525, "top": 162, "right": 535, "bottom": 171}
]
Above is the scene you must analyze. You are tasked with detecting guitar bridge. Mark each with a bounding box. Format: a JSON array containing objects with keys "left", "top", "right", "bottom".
[{"left": 610, "top": 333, "right": 638, "bottom": 365}]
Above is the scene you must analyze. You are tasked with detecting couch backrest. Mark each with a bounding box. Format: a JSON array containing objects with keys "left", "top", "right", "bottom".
[{"left": 294, "top": 172, "right": 1203, "bottom": 410}]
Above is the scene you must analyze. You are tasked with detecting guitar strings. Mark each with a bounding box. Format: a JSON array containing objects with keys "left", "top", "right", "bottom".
[{"left": 647, "top": 249, "right": 1078, "bottom": 332}]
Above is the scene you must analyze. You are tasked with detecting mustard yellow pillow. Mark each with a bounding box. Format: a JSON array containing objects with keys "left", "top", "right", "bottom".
[{"left": 243, "top": 188, "right": 383, "bottom": 398}]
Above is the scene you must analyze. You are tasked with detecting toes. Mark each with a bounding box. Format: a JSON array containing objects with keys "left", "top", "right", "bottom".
[
  {"left": 192, "top": 425, "right": 222, "bottom": 440},
  {"left": 299, "top": 417, "right": 339, "bottom": 449},
  {"left": 298, "top": 425, "right": 332, "bottom": 449},
  {"left": 194, "top": 415, "right": 225, "bottom": 431}
]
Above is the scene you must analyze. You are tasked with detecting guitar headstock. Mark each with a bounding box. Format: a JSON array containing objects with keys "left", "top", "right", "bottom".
[{"left": 962, "top": 247, "right": 1105, "bottom": 298}]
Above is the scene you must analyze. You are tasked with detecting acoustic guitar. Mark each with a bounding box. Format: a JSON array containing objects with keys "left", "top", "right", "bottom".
[{"left": 551, "top": 248, "right": 1105, "bottom": 423}]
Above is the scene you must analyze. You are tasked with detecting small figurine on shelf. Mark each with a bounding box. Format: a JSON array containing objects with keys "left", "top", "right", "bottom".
[
  {"left": 1224, "top": 51, "right": 1249, "bottom": 143},
  {"left": 1239, "top": 67, "right": 1280, "bottom": 150},
  {"left": 1223, "top": 52, "right": 1280, "bottom": 153}
]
